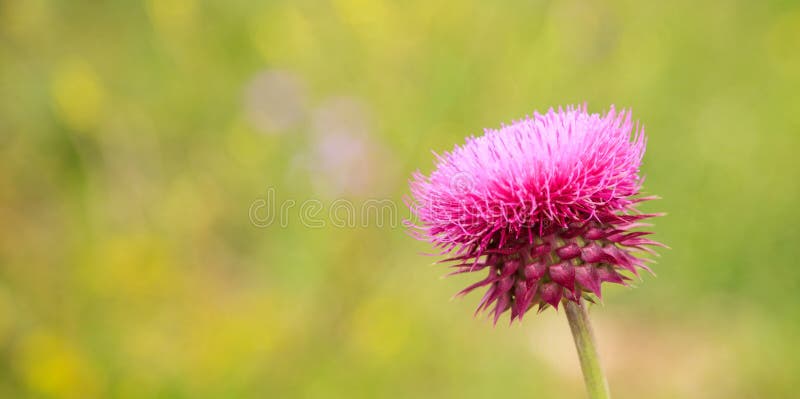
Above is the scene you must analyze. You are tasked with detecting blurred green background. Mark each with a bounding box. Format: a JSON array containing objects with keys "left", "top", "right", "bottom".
[{"left": 2, "top": 0, "right": 800, "bottom": 398}]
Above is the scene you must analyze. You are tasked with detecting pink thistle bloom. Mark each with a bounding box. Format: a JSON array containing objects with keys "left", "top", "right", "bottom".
[{"left": 407, "top": 105, "right": 664, "bottom": 324}]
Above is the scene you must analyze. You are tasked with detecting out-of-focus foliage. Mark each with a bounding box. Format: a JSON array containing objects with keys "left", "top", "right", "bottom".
[{"left": 1, "top": 1, "right": 799, "bottom": 398}]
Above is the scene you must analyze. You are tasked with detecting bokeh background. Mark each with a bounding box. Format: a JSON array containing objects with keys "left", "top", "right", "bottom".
[{"left": 2, "top": 0, "right": 800, "bottom": 398}]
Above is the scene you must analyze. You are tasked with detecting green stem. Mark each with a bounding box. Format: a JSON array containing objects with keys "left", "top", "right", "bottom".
[{"left": 564, "top": 300, "right": 611, "bottom": 399}]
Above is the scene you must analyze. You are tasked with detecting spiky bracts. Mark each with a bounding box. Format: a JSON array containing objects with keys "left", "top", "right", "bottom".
[
  {"left": 445, "top": 212, "right": 663, "bottom": 324},
  {"left": 407, "top": 105, "right": 663, "bottom": 323}
]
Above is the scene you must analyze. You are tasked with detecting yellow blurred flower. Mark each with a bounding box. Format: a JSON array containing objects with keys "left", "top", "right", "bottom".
[
  {"left": 249, "top": 5, "right": 316, "bottom": 64},
  {"left": 80, "top": 234, "right": 175, "bottom": 302},
  {"left": 332, "top": 0, "right": 410, "bottom": 59},
  {"left": 145, "top": 0, "right": 196, "bottom": 37},
  {"left": 225, "top": 117, "right": 275, "bottom": 166},
  {"left": 332, "top": 0, "right": 392, "bottom": 38},
  {"left": 181, "top": 292, "right": 283, "bottom": 387},
  {"left": 349, "top": 295, "right": 411, "bottom": 363},
  {"left": 51, "top": 58, "right": 105, "bottom": 133},
  {"left": 16, "top": 330, "right": 103, "bottom": 398}
]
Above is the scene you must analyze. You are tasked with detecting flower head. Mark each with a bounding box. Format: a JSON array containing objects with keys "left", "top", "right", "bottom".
[{"left": 407, "top": 105, "right": 663, "bottom": 323}]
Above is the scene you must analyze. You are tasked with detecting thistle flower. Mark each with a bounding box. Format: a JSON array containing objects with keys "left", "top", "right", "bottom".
[{"left": 407, "top": 105, "right": 663, "bottom": 324}]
